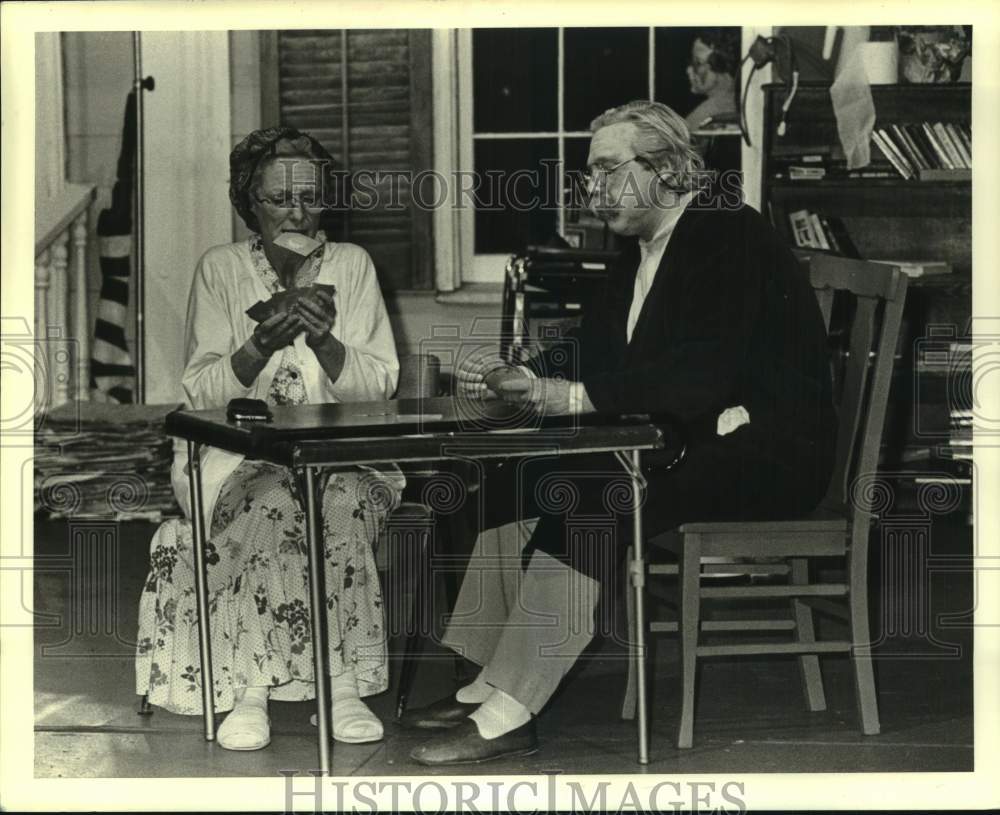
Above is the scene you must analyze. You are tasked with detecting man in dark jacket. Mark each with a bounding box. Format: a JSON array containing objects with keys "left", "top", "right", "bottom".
[{"left": 405, "top": 100, "right": 836, "bottom": 765}]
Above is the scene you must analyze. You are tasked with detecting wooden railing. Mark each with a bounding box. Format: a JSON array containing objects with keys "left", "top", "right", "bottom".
[{"left": 34, "top": 183, "right": 97, "bottom": 410}]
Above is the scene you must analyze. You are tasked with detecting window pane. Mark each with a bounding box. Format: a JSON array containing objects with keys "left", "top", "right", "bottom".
[
  {"left": 564, "top": 28, "right": 648, "bottom": 131},
  {"left": 473, "top": 29, "right": 557, "bottom": 133},
  {"left": 473, "top": 138, "right": 558, "bottom": 253},
  {"left": 563, "top": 137, "right": 591, "bottom": 214}
]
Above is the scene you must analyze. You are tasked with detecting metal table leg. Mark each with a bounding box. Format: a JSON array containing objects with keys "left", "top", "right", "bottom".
[
  {"left": 187, "top": 440, "right": 215, "bottom": 741},
  {"left": 302, "top": 466, "right": 332, "bottom": 775},
  {"left": 617, "top": 449, "right": 649, "bottom": 765}
]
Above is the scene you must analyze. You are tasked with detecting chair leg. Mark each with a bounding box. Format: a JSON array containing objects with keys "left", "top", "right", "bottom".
[
  {"left": 621, "top": 544, "right": 637, "bottom": 721},
  {"left": 790, "top": 557, "right": 826, "bottom": 712},
  {"left": 394, "top": 528, "right": 430, "bottom": 721},
  {"left": 677, "top": 534, "right": 701, "bottom": 749},
  {"left": 848, "top": 549, "right": 881, "bottom": 735}
]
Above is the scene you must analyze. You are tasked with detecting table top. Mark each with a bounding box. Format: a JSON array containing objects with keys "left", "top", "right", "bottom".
[{"left": 165, "top": 397, "right": 668, "bottom": 467}]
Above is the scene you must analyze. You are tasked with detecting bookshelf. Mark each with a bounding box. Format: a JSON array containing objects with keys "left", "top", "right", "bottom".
[{"left": 761, "top": 81, "right": 973, "bottom": 516}]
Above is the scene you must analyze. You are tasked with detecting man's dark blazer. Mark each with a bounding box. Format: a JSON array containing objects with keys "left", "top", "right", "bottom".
[{"left": 526, "top": 200, "right": 838, "bottom": 537}]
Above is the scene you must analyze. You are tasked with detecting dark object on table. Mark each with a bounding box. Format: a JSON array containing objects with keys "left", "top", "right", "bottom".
[
  {"left": 245, "top": 283, "right": 337, "bottom": 323},
  {"left": 226, "top": 398, "right": 273, "bottom": 423}
]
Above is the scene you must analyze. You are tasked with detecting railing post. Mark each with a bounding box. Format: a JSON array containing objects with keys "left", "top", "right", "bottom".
[
  {"left": 48, "top": 231, "right": 71, "bottom": 408},
  {"left": 35, "top": 248, "right": 51, "bottom": 411},
  {"left": 72, "top": 213, "right": 91, "bottom": 401}
]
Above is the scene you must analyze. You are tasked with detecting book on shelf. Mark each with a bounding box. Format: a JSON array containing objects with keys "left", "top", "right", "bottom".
[
  {"left": 904, "top": 124, "right": 940, "bottom": 168},
  {"left": 808, "top": 213, "right": 830, "bottom": 250},
  {"left": 932, "top": 122, "right": 965, "bottom": 169},
  {"left": 788, "top": 166, "right": 827, "bottom": 180},
  {"left": 865, "top": 120, "right": 972, "bottom": 178},
  {"left": 788, "top": 209, "right": 816, "bottom": 248},
  {"left": 872, "top": 129, "right": 914, "bottom": 179},
  {"left": 920, "top": 122, "right": 954, "bottom": 169},
  {"left": 945, "top": 123, "right": 972, "bottom": 167},
  {"left": 953, "top": 123, "right": 972, "bottom": 161},
  {"left": 823, "top": 217, "right": 861, "bottom": 258},
  {"left": 891, "top": 124, "right": 930, "bottom": 171}
]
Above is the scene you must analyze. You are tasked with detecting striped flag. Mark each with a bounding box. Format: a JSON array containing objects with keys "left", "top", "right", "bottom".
[{"left": 91, "top": 91, "right": 136, "bottom": 403}]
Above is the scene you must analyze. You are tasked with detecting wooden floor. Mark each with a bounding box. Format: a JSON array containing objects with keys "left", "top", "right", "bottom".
[{"left": 32, "top": 518, "right": 974, "bottom": 778}]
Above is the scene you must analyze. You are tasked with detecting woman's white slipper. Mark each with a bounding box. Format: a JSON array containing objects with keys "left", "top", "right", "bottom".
[
  {"left": 218, "top": 704, "right": 271, "bottom": 751},
  {"left": 310, "top": 703, "right": 384, "bottom": 744}
]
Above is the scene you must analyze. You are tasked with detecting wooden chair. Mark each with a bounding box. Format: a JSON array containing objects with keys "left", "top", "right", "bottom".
[{"left": 621, "top": 253, "right": 908, "bottom": 749}]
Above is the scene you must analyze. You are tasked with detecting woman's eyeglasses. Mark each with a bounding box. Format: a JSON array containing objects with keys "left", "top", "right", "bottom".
[{"left": 253, "top": 190, "right": 325, "bottom": 213}]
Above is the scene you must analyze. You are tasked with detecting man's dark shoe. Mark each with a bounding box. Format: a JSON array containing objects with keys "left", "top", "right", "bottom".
[
  {"left": 396, "top": 694, "right": 480, "bottom": 730},
  {"left": 410, "top": 719, "right": 538, "bottom": 766}
]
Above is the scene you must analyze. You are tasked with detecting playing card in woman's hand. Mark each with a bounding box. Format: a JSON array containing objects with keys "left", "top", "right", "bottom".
[
  {"left": 245, "top": 284, "right": 337, "bottom": 323},
  {"left": 273, "top": 232, "right": 324, "bottom": 257}
]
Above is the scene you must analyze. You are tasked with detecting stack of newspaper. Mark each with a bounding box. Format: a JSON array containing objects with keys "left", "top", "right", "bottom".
[{"left": 34, "top": 402, "right": 182, "bottom": 521}]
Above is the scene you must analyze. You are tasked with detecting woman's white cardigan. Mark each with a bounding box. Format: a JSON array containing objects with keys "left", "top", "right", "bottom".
[{"left": 170, "top": 239, "right": 400, "bottom": 526}]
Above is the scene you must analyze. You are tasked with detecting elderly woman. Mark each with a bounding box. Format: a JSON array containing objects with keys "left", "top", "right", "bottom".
[{"left": 135, "top": 127, "right": 402, "bottom": 751}]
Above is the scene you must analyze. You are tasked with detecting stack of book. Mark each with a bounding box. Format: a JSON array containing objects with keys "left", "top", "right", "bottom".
[
  {"left": 788, "top": 209, "right": 953, "bottom": 279},
  {"left": 907, "top": 339, "right": 973, "bottom": 486},
  {"left": 943, "top": 341, "right": 973, "bottom": 470},
  {"left": 788, "top": 209, "right": 861, "bottom": 257},
  {"left": 870, "top": 121, "right": 972, "bottom": 180},
  {"left": 35, "top": 401, "right": 182, "bottom": 521}
]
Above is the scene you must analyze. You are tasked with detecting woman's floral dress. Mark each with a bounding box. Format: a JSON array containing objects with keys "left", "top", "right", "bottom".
[{"left": 135, "top": 235, "right": 401, "bottom": 714}]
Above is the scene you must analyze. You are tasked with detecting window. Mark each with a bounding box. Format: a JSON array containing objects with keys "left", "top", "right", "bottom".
[{"left": 445, "top": 27, "right": 740, "bottom": 285}]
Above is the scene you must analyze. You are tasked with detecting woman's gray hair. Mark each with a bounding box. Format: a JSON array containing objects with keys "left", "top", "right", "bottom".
[
  {"left": 590, "top": 101, "right": 705, "bottom": 192},
  {"left": 229, "top": 127, "right": 343, "bottom": 233}
]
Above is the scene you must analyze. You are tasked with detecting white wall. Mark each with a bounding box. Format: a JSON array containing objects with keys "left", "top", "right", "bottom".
[
  {"left": 34, "top": 33, "right": 65, "bottom": 207},
  {"left": 141, "top": 32, "right": 232, "bottom": 404},
  {"left": 740, "top": 26, "right": 772, "bottom": 213},
  {"left": 63, "top": 32, "right": 135, "bottom": 354},
  {"left": 229, "top": 30, "right": 261, "bottom": 242}
]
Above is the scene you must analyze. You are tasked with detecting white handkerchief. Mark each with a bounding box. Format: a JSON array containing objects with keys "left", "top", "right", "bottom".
[
  {"left": 717, "top": 405, "right": 751, "bottom": 437},
  {"left": 830, "top": 44, "right": 876, "bottom": 170}
]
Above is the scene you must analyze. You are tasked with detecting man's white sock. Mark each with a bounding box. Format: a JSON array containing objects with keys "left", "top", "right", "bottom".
[
  {"left": 455, "top": 669, "right": 492, "bottom": 704},
  {"left": 468, "top": 688, "right": 531, "bottom": 740}
]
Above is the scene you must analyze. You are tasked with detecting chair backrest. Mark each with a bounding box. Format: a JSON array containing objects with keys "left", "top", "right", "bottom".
[
  {"left": 802, "top": 254, "right": 909, "bottom": 515},
  {"left": 395, "top": 353, "right": 441, "bottom": 399}
]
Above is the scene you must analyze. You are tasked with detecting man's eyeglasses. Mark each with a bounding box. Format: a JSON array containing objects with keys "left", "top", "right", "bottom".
[
  {"left": 253, "top": 190, "right": 325, "bottom": 213},
  {"left": 582, "top": 155, "right": 642, "bottom": 188}
]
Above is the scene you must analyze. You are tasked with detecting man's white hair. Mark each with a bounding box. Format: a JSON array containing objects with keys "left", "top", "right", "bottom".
[{"left": 590, "top": 100, "right": 705, "bottom": 192}]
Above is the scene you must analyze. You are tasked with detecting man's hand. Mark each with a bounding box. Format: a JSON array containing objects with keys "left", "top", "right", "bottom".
[
  {"left": 294, "top": 289, "right": 337, "bottom": 348},
  {"left": 251, "top": 312, "right": 304, "bottom": 356},
  {"left": 495, "top": 377, "right": 574, "bottom": 416},
  {"left": 455, "top": 351, "right": 523, "bottom": 399}
]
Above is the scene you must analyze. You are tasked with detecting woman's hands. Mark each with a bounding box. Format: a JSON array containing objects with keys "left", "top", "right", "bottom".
[
  {"left": 233, "top": 290, "right": 341, "bottom": 388},
  {"left": 294, "top": 289, "right": 337, "bottom": 349},
  {"left": 251, "top": 312, "right": 304, "bottom": 356}
]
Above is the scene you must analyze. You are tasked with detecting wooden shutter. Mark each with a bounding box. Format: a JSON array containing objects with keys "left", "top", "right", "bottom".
[{"left": 260, "top": 29, "right": 433, "bottom": 291}]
